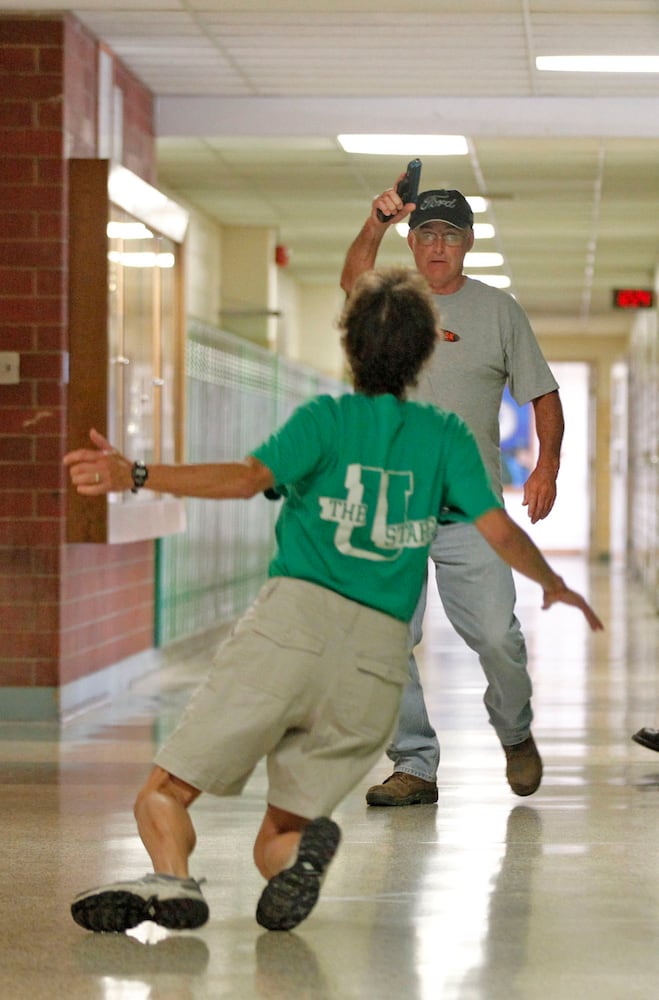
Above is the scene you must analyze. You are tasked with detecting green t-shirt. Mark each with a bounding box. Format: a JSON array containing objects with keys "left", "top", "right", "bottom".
[{"left": 251, "top": 393, "right": 501, "bottom": 622}]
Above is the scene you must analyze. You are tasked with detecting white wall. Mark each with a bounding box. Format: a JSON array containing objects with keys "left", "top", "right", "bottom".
[
  {"left": 609, "top": 362, "right": 629, "bottom": 561},
  {"left": 504, "top": 362, "right": 591, "bottom": 552}
]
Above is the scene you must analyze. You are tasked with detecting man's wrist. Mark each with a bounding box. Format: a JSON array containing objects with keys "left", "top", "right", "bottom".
[
  {"left": 535, "top": 457, "right": 560, "bottom": 477},
  {"left": 131, "top": 460, "right": 149, "bottom": 493},
  {"left": 365, "top": 215, "right": 389, "bottom": 236}
]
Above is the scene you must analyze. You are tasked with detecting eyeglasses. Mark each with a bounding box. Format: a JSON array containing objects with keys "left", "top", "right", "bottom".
[{"left": 414, "top": 228, "right": 466, "bottom": 247}]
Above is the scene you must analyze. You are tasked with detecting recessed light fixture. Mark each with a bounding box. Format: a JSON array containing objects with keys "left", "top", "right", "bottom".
[
  {"left": 108, "top": 251, "right": 175, "bottom": 269},
  {"left": 467, "top": 197, "right": 488, "bottom": 213},
  {"left": 107, "top": 222, "right": 153, "bottom": 239},
  {"left": 108, "top": 164, "right": 189, "bottom": 242},
  {"left": 536, "top": 55, "right": 659, "bottom": 73},
  {"left": 473, "top": 223, "right": 495, "bottom": 239},
  {"left": 337, "top": 134, "right": 468, "bottom": 155}
]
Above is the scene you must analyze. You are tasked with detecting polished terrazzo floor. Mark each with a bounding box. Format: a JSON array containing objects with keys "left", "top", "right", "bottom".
[{"left": 2, "top": 556, "right": 659, "bottom": 999}]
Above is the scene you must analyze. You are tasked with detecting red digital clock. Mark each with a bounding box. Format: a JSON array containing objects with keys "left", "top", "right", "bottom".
[{"left": 612, "top": 288, "right": 655, "bottom": 309}]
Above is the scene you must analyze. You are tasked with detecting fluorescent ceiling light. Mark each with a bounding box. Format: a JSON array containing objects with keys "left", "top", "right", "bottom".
[
  {"left": 470, "top": 274, "right": 511, "bottom": 289},
  {"left": 395, "top": 222, "right": 495, "bottom": 239},
  {"left": 337, "top": 134, "right": 468, "bottom": 155},
  {"left": 474, "top": 223, "right": 495, "bottom": 239},
  {"left": 108, "top": 164, "right": 189, "bottom": 242},
  {"left": 466, "top": 197, "right": 488, "bottom": 214},
  {"left": 108, "top": 251, "right": 175, "bottom": 269},
  {"left": 464, "top": 252, "right": 504, "bottom": 268},
  {"left": 107, "top": 222, "right": 153, "bottom": 239},
  {"left": 536, "top": 55, "right": 659, "bottom": 73}
]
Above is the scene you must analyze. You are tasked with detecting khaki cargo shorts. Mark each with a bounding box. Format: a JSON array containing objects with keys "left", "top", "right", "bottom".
[{"left": 155, "top": 576, "right": 410, "bottom": 818}]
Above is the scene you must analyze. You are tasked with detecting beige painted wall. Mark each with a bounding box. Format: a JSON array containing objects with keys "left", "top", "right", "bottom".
[
  {"left": 292, "top": 282, "right": 346, "bottom": 378},
  {"left": 181, "top": 211, "right": 345, "bottom": 372},
  {"left": 220, "top": 226, "right": 278, "bottom": 346},
  {"left": 184, "top": 207, "right": 223, "bottom": 326},
  {"left": 275, "top": 269, "right": 300, "bottom": 358}
]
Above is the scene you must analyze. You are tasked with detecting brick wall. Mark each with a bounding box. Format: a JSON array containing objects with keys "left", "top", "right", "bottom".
[{"left": 0, "top": 14, "right": 157, "bottom": 714}]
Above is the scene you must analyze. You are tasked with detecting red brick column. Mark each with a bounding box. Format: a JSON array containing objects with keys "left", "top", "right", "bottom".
[{"left": 0, "top": 14, "right": 157, "bottom": 718}]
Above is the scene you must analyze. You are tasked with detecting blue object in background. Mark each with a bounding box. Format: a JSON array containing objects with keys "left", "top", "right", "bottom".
[{"left": 499, "top": 387, "right": 533, "bottom": 487}]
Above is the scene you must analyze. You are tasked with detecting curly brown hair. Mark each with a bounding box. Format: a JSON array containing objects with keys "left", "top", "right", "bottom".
[{"left": 339, "top": 266, "right": 439, "bottom": 399}]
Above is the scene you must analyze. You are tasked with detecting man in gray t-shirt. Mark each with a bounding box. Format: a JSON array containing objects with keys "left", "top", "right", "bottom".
[{"left": 341, "top": 184, "right": 564, "bottom": 805}]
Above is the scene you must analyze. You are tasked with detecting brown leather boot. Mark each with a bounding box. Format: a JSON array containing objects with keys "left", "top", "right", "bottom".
[
  {"left": 366, "top": 771, "right": 438, "bottom": 806},
  {"left": 503, "top": 734, "right": 543, "bottom": 796}
]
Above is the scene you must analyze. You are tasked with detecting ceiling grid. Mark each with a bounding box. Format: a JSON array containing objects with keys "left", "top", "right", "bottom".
[{"left": 4, "top": 0, "right": 658, "bottom": 333}]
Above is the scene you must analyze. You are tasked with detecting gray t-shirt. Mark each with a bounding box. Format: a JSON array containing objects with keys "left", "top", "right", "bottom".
[{"left": 411, "top": 277, "right": 558, "bottom": 500}]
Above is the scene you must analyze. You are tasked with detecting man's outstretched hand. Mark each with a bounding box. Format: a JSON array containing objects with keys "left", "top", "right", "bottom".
[
  {"left": 542, "top": 579, "right": 604, "bottom": 632},
  {"left": 64, "top": 429, "right": 132, "bottom": 495}
]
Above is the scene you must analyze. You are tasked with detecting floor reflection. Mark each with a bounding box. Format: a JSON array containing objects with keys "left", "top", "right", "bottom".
[
  {"left": 4, "top": 557, "right": 659, "bottom": 998},
  {"left": 457, "top": 806, "right": 542, "bottom": 999},
  {"left": 254, "top": 932, "right": 330, "bottom": 999},
  {"left": 72, "top": 931, "right": 209, "bottom": 998}
]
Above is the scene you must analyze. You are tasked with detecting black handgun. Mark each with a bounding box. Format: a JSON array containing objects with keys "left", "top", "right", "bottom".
[{"left": 376, "top": 158, "right": 422, "bottom": 223}]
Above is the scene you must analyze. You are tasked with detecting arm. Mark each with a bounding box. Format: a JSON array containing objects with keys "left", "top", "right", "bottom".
[
  {"left": 523, "top": 389, "right": 564, "bottom": 523},
  {"left": 340, "top": 173, "right": 415, "bottom": 294},
  {"left": 64, "top": 428, "right": 275, "bottom": 500},
  {"left": 475, "top": 507, "right": 603, "bottom": 631}
]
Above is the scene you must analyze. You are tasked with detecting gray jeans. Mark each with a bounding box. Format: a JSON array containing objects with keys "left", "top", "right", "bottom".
[{"left": 387, "top": 521, "right": 532, "bottom": 781}]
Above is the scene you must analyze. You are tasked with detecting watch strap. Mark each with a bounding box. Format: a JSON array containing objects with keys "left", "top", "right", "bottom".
[{"left": 131, "top": 460, "right": 149, "bottom": 493}]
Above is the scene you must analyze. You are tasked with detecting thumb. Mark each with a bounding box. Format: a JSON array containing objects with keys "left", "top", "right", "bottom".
[{"left": 89, "top": 427, "right": 113, "bottom": 452}]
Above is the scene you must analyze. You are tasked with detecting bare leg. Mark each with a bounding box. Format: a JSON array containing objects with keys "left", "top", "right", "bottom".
[
  {"left": 70, "top": 766, "right": 207, "bottom": 933},
  {"left": 253, "top": 804, "right": 310, "bottom": 880},
  {"left": 134, "top": 765, "right": 202, "bottom": 877}
]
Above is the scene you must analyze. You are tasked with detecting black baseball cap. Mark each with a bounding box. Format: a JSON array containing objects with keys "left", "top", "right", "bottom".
[{"left": 409, "top": 189, "right": 474, "bottom": 230}]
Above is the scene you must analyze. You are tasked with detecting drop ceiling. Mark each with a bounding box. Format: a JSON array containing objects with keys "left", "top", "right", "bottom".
[{"left": 11, "top": 0, "right": 659, "bottom": 336}]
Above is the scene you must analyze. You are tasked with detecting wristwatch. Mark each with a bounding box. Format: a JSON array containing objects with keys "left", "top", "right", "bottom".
[{"left": 131, "top": 460, "right": 149, "bottom": 494}]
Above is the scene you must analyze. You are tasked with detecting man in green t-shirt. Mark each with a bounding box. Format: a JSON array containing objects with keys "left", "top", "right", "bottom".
[{"left": 64, "top": 266, "right": 602, "bottom": 936}]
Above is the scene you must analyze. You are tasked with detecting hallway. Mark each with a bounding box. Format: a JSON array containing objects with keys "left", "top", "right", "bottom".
[{"left": 3, "top": 555, "right": 659, "bottom": 999}]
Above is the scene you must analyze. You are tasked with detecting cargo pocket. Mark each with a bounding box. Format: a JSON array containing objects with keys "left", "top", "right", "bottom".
[
  {"left": 223, "top": 613, "right": 326, "bottom": 698},
  {"left": 334, "top": 650, "right": 409, "bottom": 739}
]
